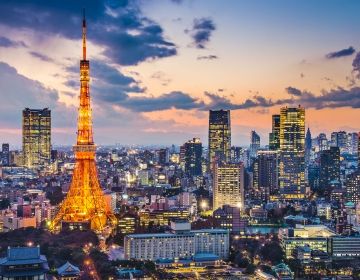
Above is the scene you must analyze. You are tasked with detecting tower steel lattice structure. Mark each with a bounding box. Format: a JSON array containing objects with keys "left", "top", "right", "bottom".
[{"left": 51, "top": 13, "right": 116, "bottom": 231}]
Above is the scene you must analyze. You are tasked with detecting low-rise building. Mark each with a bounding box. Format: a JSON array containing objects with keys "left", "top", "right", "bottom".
[
  {"left": 330, "top": 236, "right": 360, "bottom": 258},
  {"left": 124, "top": 220, "right": 229, "bottom": 262},
  {"left": 0, "top": 246, "right": 49, "bottom": 280},
  {"left": 213, "top": 205, "right": 242, "bottom": 233},
  {"left": 279, "top": 225, "right": 335, "bottom": 258}
]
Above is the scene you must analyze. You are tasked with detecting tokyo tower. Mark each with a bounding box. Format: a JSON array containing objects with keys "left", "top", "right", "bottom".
[{"left": 51, "top": 13, "right": 116, "bottom": 232}]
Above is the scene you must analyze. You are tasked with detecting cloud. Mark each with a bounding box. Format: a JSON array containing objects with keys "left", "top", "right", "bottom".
[
  {"left": 326, "top": 46, "right": 355, "bottom": 59},
  {"left": 0, "top": 61, "right": 74, "bottom": 128},
  {"left": 187, "top": 18, "right": 216, "bottom": 49},
  {"left": 287, "top": 86, "right": 360, "bottom": 109},
  {"left": 0, "top": 36, "right": 27, "bottom": 48},
  {"left": 352, "top": 52, "right": 360, "bottom": 79},
  {"left": 29, "top": 51, "right": 54, "bottom": 62},
  {"left": 65, "top": 60, "right": 145, "bottom": 103},
  {"left": 286, "top": 86, "right": 302, "bottom": 96},
  {"left": 203, "top": 92, "right": 275, "bottom": 110},
  {"left": 201, "top": 86, "right": 360, "bottom": 111},
  {"left": 197, "top": 55, "right": 218, "bottom": 60},
  {"left": 120, "top": 91, "right": 205, "bottom": 112},
  {"left": 150, "top": 71, "right": 171, "bottom": 86},
  {"left": 0, "top": 0, "right": 177, "bottom": 66}
]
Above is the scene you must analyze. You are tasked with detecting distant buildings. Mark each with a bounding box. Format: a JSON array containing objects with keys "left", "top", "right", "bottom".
[
  {"left": 346, "top": 171, "right": 360, "bottom": 204},
  {"left": 253, "top": 151, "right": 278, "bottom": 201},
  {"left": 182, "top": 137, "right": 202, "bottom": 176},
  {"left": 1, "top": 143, "right": 10, "bottom": 166},
  {"left": 331, "top": 131, "right": 348, "bottom": 153},
  {"left": 22, "top": 108, "right": 51, "bottom": 169},
  {"left": 269, "top": 114, "right": 280, "bottom": 151},
  {"left": 213, "top": 205, "right": 242, "bottom": 233},
  {"left": 208, "top": 110, "right": 231, "bottom": 168},
  {"left": 279, "top": 106, "right": 306, "bottom": 199},
  {"left": 213, "top": 162, "right": 244, "bottom": 210},
  {"left": 319, "top": 146, "right": 341, "bottom": 189},
  {"left": 250, "top": 130, "right": 260, "bottom": 158},
  {"left": 156, "top": 148, "right": 169, "bottom": 165},
  {"left": 124, "top": 220, "right": 229, "bottom": 261}
]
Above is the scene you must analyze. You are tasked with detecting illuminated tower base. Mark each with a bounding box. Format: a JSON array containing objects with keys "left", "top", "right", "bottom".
[{"left": 51, "top": 146, "right": 116, "bottom": 231}]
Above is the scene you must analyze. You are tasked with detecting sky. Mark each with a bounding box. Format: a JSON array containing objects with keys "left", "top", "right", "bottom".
[{"left": 0, "top": 0, "right": 359, "bottom": 148}]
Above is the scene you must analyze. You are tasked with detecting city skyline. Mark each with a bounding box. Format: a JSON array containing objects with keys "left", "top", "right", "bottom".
[{"left": 0, "top": 0, "right": 359, "bottom": 146}]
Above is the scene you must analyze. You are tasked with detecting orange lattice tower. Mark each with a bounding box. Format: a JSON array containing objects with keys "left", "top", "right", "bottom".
[{"left": 51, "top": 13, "right": 116, "bottom": 232}]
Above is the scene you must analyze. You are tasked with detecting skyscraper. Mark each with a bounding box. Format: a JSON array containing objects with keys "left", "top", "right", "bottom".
[
  {"left": 269, "top": 114, "right": 280, "bottom": 150},
  {"left": 213, "top": 162, "right": 244, "bottom": 210},
  {"left": 22, "top": 108, "right": 51, "bottom": 168},
  {"left": 305, "top": 128, "right": 312, "bottom": 162},
  {"left": 1, "top": 143, "right": 10, "bottom": 166},
  {"left": 331, "top": 131, "right": 347, "bottom": 153},
  {"left": 317, "top": 133, "right": 329, "bottom": 152},
  {"left": 51, "top": 14, "right": 116, "bottom": 231},
  {"left": 183, "top": 138, "right": 202, "bottom": 176},
  {"left": 253, "top": 151, "right": 279, "bottom": 201},
  {"left": 208, "top": 110, "right": 231, "bottom": 168},
  {"left": 319, "top": 147, "right": 340, "bottom": 189},
  {"left": 250, "top": 130, "right": 260, "bottom": 158},
  {"left": 279, "top": 106, "right": 306, "bottom": 199},
  {"left": 346, "top": 171, "right": 360, "bottom": 204}
]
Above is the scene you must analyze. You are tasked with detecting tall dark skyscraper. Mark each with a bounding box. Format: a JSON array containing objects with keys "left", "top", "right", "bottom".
[
  {"left": 346, "top": 171, "right": 360, "bottom": 204},
  {"left": 22, "top": 108, "right": 51, "bottom": 168},
  {"left": 253, "top": 151, "right": 278, "bottom": 201},
  {"left": 1, "top": 143, "right": 10, "bottom": 166},
  {"left": 208, "top": 110, "right": 231, "bottom": 168},
  {"left": 358, "top": 132, "right": 360, "bottom": 168},
  {"left": 305, "top": 128, "right": 312, "bottom": 161},
  {"left": 269, "top": 114, "right": 280, "bottom": 150},
  {"left": 279, "top": 106, "right": 306, "bottom": 199},
  {"left": 183, "top": 138, "right": 203, "bottom": 176},
  {"left": 319, "top": 146, "right": 340, "bottom": 189},
  {"left": 331, "top": 131, "right": 347, "bottom": 153},
  {"left": 250, "top": 130, "right": 260, "bottom": 158}
]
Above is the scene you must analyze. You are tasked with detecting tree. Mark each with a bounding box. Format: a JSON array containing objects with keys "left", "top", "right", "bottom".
[
  {"left": 260, "top": 241, "right": 284, "bottom": 265},
  {"left": 0, "top": 198, "right": 10, "bottom": 210}
]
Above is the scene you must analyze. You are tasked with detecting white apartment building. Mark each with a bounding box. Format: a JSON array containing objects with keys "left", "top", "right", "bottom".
[{"left": 124, "top": 221, "right": 229, "bottom": 261}]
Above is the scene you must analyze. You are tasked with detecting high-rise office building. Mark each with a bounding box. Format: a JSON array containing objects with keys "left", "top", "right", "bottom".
[
  {"left": 346, "top": 132, "right": 359, "bottom": 155},
  {"left": 317, "top": 133, "right": 329, "bottom": 152},
  {"left": 279, "top": 106, "right": 306, "bottom": 199},
  {"left": 208, "top": 110, "right": 231, "bottom": 168},
  {"left": 253, "top": 151, "right": 279, "bottom": 201},
  {"left": 22, "top": 108, "right": 51, "bottom": 168},
  {"left": 319, "top": 147, "right": 341, "bottom": 189},
  {"left": 213, "top": 162, "right": 244, "bottom": 210},
  {"left": 250, "top": 130, "right": 260, "bottom": 158},
  {"left": 358, "top": 132, "right": 360, "bottom": 168},
  {"left": 331, "top": 131, "right": 347, "bottom": 153},
  {"left": 346, "top": 171, "right": 360, "bottom": 204},
  {"left": 305, "top": 128, "right": 312, "bottom": 163},
  {"left": 305, "top": 128, "right": 312, "bottom": 182},
  {"left": 269, "top": 114, "right": 280, "bottom": 150},
  {"left": 157, "top": 148, "right": 169, "bottom": 165},
  {"left": 183, "top": 138, "right": 202, "bottom": 176},
  {"left": 1, "top": 143, "right": 10, "bottom": 166}
]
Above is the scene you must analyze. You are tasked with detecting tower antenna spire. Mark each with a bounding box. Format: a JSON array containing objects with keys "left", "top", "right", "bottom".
[{"left": 82, "top": 8, "right": 86, "bottom": 60}]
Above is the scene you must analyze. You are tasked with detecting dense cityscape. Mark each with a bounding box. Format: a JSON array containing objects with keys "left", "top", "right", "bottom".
[{"left": 1, "top": 1, "right": 360, "bottom": 280}]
